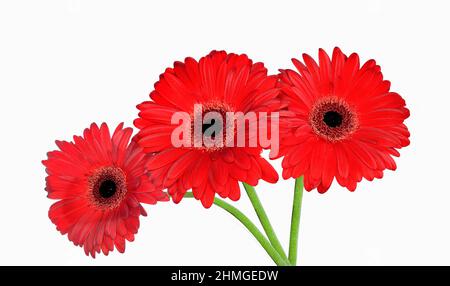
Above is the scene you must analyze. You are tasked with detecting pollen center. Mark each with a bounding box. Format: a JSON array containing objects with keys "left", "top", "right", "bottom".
[
  {"left": 202, "top": 118, "right": 222, "bottom": 139},
  {"left": 191, "top": 101, "right": 234, "bottom": 152},
  {"left": 323, "top": 111, "right": 343, "bottom": 128},
  {"left": 310, "top": 97, "right": 358, "bottom": 141},
  {"left": 99, "top": 180, "right": 117, "bottom": 198},
  {"left": 88, "top": 166, "right": 127, "bottom": 209}
]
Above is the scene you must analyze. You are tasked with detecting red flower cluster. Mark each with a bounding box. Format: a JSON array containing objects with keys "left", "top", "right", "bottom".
[{"left": 43, "top": 48, "right": 410, "bottom": 257}]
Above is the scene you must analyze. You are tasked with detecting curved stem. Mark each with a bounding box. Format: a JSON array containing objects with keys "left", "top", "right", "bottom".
[
  {"left": 242, "top": 183, "right": 289, "bottom": 262},
  {"left": 183, "top": 192, "right": 289, "bottom": 266},
  {"left": 288, "top": 176, "right": 304, "bottom": 265}
]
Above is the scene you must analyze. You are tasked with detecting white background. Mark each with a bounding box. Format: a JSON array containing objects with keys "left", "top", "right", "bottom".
[{"left": 0, "top": 0, "right": 449, "bottom": 266}]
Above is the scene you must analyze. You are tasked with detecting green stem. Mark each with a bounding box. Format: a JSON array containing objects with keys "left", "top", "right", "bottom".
[
  {"left": 288, "top": 176, "right": 304, "bottom": 265},
  {"left": 242, "top": 183, "right": 289, "bottom": 263},
  {"left": 183, "top": 192, "right": 289, "bottom": 266}
]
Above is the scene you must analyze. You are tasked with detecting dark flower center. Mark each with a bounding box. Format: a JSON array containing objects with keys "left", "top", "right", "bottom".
[
  {"left": 99, "top": 180, "right": 117, "bottom": 198},
  {"left": 323, "top": 111, "right": 343, "bottom": 128},
  {"left": 309, "top": 97, "right": 358, "bottom": 141},
  {"left": 191, "top": 102, "right": 234, "bottom": 151},
  {"left": 202, "top": 118, "right": 221, "bottom": 139},
  {"left": 88, "top": 166, "right": 127, "bottom": 209}
]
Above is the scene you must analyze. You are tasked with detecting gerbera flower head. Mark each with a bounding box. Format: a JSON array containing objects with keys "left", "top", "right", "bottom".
[
  {"left": 42, "top": 123, "right": 168, "bottom": 257},
  {"left": 276, "top": 47, "right": 410, "bottom": 193},
  {"left": 134, "top": 50, "right": 281, "bottom": 208}
]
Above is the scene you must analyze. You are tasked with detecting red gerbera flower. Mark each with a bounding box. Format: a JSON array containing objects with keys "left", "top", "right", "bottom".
[
  {"left": 276, "top": 47, "right": 410, "bottom": 193},
  {"left": 134, "top": 51, "right": 281, "bottom": 208},
  {"left": 42, "top": 123, "right": 168, "bottom": 257}
]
